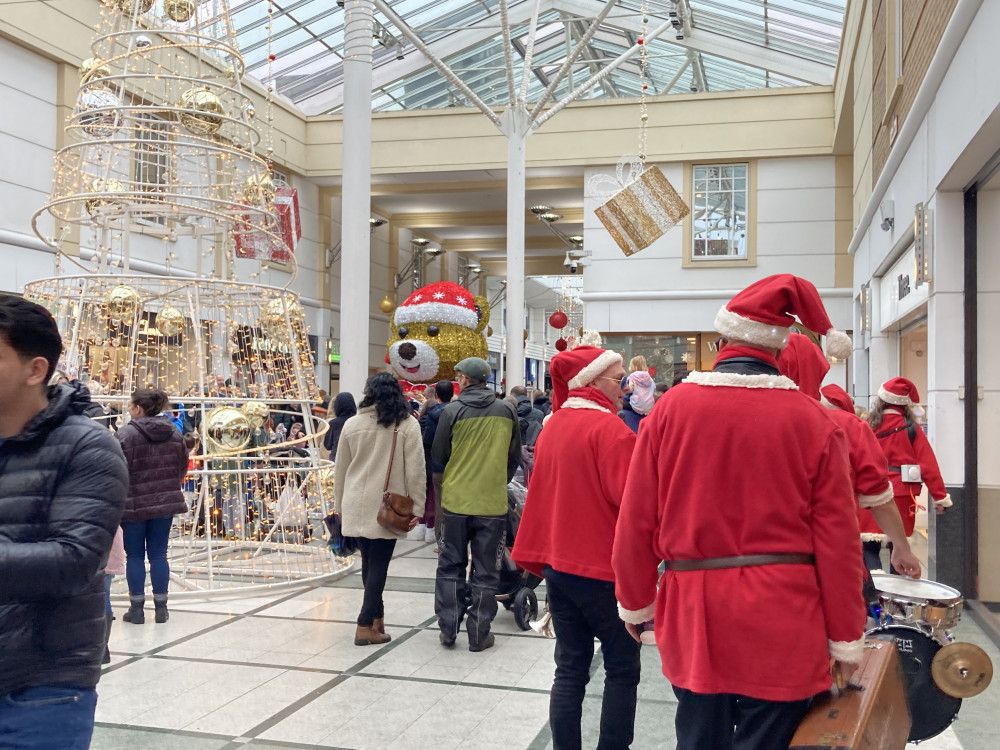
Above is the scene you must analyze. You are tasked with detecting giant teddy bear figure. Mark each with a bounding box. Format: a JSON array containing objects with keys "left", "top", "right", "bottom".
[{"left": 386, "top": 281, "right": 490, "bottom": 383}]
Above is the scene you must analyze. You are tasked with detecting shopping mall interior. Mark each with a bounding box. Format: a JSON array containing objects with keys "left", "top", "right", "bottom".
[{"left": 1, "top": 0, "right": 999, "bottom": 747}]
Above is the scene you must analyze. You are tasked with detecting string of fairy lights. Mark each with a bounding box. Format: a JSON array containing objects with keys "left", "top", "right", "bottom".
[{"left": 25, "top": 0, "right": 348, "bottom": 597}]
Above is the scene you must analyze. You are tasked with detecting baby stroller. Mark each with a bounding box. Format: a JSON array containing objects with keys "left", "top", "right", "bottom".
[{"left": 495, "top": 477, "right": 543, "bottom": 630}]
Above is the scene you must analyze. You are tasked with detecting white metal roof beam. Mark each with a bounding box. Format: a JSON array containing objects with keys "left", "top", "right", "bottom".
[
  {"left": 554, "top": 0, "right": 834, "bottom": 86},
  {"left": 296, "top": 0, "right": 556, "bottom": 114}
]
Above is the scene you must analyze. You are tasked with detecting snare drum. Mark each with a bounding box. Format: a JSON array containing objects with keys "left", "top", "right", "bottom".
[{"left": 871, "top": 574, "right": 963, "bottom": 631}]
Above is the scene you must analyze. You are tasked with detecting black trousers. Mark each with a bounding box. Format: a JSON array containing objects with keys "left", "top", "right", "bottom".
[
  {"left": 544, "top": 566, "right": 641, "bottom": 750},
  {"left": 434, "top": 510, "right": 506, "bottom": 646},
  {"left": 356, "top": 537, "right": 396, "bottom": 626},
  {"left": 862, "top": 540, "right": 899, "bottom": 575},
  {"left": 672, "top": 686, "right": 812, "bottom": 750}
]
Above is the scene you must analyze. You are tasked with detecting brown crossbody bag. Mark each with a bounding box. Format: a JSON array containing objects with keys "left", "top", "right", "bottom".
[{"left": 376, "top": 426, "right": 417, "bottom": 533}]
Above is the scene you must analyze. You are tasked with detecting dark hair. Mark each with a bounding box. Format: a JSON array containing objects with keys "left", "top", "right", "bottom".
[
  {"left": 131, "top": 388, "right": 170, "bottom": 417},
  {"left": 655, "top": 382, "right": 669, "bottom": 394},
  {"left": 359, "top": 372, "right": 409, "bottom": 427},
  {"left": 0, "top": 295, "right": 63, "bottom": 383},
  {"left": 435, "top": 380, "right": 454, "bottom": 402},
  {"left": 183, "top": 431, "right": 200, "bottom": 451}
]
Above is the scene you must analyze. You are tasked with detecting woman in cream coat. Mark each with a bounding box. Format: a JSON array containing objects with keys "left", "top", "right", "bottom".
[{"left": 333, "top": 373, "right": 426, "bottom": 646}]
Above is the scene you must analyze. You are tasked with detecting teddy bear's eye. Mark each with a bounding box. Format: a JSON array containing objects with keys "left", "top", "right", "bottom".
[
  {"left": 427, "top": 325, "right": 439, "bottom": 337},
  {"left": 398, "top": 327, "right": 409, "bottom": 339}
]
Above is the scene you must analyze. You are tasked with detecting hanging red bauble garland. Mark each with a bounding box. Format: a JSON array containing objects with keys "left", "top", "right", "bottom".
[
  {"left": 554, "top": 338, "right": 568, "bottom": 352},
  {"left": 549, "top": 310, "right": 568, "bottom": 329}
]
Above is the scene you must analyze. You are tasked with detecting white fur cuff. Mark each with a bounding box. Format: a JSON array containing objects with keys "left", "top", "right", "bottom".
[
  {"left": 858, "top": 485, "right": 893, "bottom": 509},
  {"left": 618, "top": 601, "right": 656, "bottom": 625},
  {"left": 860, "top": 532, "right": 889, "bottom": 542},
  {"left": 935, "top": 494, "right": 953, "bottom": 508},
  {"left": 714, "top": 306, "right": 792, "bottom": 350},
  {"left": 561, "top": 397, "right": 611, "bottom": 414},
  {"left": 878, "top": 385, "right": 912, "bottom": 406},
  {"left": 828, "top": 637, "right": 865, "bottom": 664}
]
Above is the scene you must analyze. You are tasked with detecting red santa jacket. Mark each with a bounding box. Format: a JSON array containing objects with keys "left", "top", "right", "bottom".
[
  {"left": 511, "top": 386, "right": 635, "bottom": 581},
  {"left": 860, "top": 407, "right": 949, "bottom": 537},
  {"left": 612, "top": 348, "right": 865, "bottom": 702}
]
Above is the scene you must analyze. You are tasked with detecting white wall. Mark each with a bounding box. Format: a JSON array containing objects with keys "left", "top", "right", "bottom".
[{"left": 582, "top": 155, "right": 849, "bottom": 336}]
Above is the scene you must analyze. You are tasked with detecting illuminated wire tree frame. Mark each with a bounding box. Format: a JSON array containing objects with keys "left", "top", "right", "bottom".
[
  {"left": 31, "top": 0, "right": 289, "bottom": 274},
  {"left": 24, "top": 273, "right": 349, "bottom": 598}
]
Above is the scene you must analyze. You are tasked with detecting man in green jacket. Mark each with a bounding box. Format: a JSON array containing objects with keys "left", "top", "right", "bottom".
[{"left": 432, "top": 357, "right": 521, "bottom": 651}]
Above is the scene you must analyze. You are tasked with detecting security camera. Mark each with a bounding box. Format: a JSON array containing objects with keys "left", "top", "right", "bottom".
[
  {"left": 880, "top": 217, "right": 894, "bottom": 232},
  {"left": 879, "top": 199, "right": 894, "bottom": 232},
  {"left": 569, "top": 259, "right": 579, "bottom": 273}
]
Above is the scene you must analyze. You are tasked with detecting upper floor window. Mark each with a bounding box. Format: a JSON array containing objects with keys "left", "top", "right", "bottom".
[
  {"left": 133, "top": 113, "right": 169, "bottom": 225},
  {"left": 692, "top": 163, "right": 748, "bottom": 260}
]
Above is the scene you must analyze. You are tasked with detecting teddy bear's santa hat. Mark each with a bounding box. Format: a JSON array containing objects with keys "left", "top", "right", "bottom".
[{"left": 394, "top": 281, "right": 479, "bottom": 330}]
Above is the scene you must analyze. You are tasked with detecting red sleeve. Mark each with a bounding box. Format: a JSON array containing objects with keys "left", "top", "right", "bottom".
[
  {"left": 913, "top": 429, "right": 948, "bottom": 500},
  {"left": 811, "top": 428, "right": 866, "bottom": 657},
  {"left": 611, "top": 409, "right": 663, "bottom": 623},
  {"left": 852, "top": 421, "right": 892, "bottom": 507},
  {"left": 597, "top": 422, "right": 636, "bottom": 510}
]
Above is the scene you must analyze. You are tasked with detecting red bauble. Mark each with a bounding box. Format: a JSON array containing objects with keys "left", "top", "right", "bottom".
[
  {"left": 554, "top": 338, "right": 568, "bottom": 352},
  {"left": 549, "top": 310, "right": 568, "bottom": 329},
  {"left": 384, "top": 353, "right": 390, "bottom": 364},
  {"left": 648, "top": 366, "right": 657, "bottom": 378}
]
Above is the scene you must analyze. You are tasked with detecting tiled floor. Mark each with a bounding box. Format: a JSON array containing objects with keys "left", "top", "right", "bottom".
[{"left": 93, "top": 539, "right": 1000, "bottom": 749}]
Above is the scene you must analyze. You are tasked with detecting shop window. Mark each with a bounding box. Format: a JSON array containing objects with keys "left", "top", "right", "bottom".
[
  {"left": 133, "top": 113, "right": 169, "bottom": 225},
  {"left": 599, "top": 334, "right": 702, "bottom": 384},
  {"left": 683, "top": 162, "right": 755, "bottom": 268}
]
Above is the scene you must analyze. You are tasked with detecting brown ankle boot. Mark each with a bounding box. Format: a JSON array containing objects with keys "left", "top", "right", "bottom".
[
  {"left": 373, "top": 617, "right": 386, "bottom": 635},
  {"left": 354, "top": 625, "right": 391, "bottom": 646}
]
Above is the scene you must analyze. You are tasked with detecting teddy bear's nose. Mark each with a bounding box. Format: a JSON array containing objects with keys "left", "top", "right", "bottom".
[{"left": 398, "top": 342, "right": 417, "bottom": 360}]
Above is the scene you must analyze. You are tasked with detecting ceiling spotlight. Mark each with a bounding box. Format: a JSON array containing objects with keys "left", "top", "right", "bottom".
[
  {"left": 424, "top": 246, "right": 444, "bottom": 257},
  {"left": 369, "top": 217, "right": 386, "bottom": 228},
  {"left": 468, "top": 264, "right": 482, "bottom": 274},
  {"left": 540, "top": 212, "right": 562, "bottom": 223},
  {"left": 568, "top": 235, "right": 584, "bottom": 246},
  {"left": 411, "top": 237, "right": 430, "bottom": 247},
  {"left": 530, "top": 205, "right": 552, "bottom": 215}
]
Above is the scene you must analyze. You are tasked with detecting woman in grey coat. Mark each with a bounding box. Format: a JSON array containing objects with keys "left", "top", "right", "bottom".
[{"left": 333, "top": 373, "right": 425, "bottom": 646}]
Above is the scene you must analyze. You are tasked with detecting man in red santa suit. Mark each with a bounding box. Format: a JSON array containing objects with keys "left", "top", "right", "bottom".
[
  {"left": 612, "top": 274, "right": 866, "bottom": 750},
  {"left": 779, "top": 334, "right": 921, "bottom": 578},
  {"left": 512, "top": 343, "right": 641, "bottom": 750},
  {"left": 861, "top": 377, "right": 952, "bottom": 572}
]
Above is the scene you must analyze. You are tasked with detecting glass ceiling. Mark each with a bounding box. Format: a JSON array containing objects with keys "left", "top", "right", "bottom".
[{"left": 230, "top": 0, "right": 846, "bottom": 115}]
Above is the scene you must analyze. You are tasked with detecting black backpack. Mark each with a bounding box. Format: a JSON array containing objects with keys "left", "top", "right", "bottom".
[{"left": 875, "top": 419, "right": 917, "bottom": 443}]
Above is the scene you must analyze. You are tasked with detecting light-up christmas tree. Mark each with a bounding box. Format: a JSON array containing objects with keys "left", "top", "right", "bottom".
[{"left": 24, "top": 0, "right": 349, "bottom": 597}]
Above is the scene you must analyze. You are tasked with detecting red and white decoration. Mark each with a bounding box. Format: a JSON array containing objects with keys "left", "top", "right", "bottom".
[
  {"left": 234, "top": 186, "right": 301, "bottom": 262},
  {"left": 393, "top": 281, "right": 478, "bottom": 329}
]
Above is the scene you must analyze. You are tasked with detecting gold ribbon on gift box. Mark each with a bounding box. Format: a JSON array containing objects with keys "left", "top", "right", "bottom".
[{"left": 593, "top": 162, "right": 690, "bottom": 257}]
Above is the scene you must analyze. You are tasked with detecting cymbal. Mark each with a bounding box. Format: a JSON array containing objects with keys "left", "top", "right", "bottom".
[{"left": 931, "top": 642, "right": 994, "bottom": 698}]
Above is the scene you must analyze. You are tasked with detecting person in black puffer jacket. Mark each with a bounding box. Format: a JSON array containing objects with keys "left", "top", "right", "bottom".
[
  {"left": 117, "top": 388, "right": 189, "bottom": 626},
  {"left": 0, "top": 296, "right": 128, "bottom": 748},
  {"left": 324, "top": 391, "right": 357, "bottom": 459}
]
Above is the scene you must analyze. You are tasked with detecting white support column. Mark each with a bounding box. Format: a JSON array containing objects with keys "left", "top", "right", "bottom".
[
  {"left": 501, "top": 105, "right": 529, "bottom": 390},
  {"left": 340, "top": 0, "right": 374, "bottom": 394}
]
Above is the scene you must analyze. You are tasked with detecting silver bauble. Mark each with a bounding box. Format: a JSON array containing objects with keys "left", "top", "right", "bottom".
[
  {"left": 135, "top": 35, "right": 153, "bottom": 49},
  {"left": 240, "top": 401, "right": 270, "bottom": 429},
  {"left": 75, "top": 88, "right": 121, "bottom": 137}
]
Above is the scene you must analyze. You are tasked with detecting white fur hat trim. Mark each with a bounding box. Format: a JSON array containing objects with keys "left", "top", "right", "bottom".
[
  {"left": 877, "top": 385, "right": 912, "bottom": 406},
  {"left": 568, "top": 350, "right": 622, "bottom": 390}
]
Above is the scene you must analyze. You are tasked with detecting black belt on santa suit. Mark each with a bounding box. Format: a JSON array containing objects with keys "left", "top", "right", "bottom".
[{"left": 664, "top": 553, "right": 815, "bottom": 571}]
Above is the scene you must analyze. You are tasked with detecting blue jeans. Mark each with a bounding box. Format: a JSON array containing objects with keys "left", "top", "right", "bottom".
[
  {"left": 0, "top": 686, "right": 97, "bottom": 749},
  {"left": 544, "top": 566, "right": 641, "bottom": 750},
  {"left": 121, "top": 516, "right": 174, "bottom": 595}
]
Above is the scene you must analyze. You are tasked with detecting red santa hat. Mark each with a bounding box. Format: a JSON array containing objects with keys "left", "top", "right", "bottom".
[
  {"left": 393, "top": 281, "right": 480, "bottom": 330},
  {"left": 878, "top": 377, "right": 919, "bottom": 406},
  {"left": 821, "top": 383, "right": 855, "bottom": 413},
  {"left": 549, "top": 345, "right": 621, "bottom": 411},
  {"left": 714, "top": 274, "right": 852, "bottom": 360},
  {"left": 777, "top": 333, "right": 829, "bottom": 401}
]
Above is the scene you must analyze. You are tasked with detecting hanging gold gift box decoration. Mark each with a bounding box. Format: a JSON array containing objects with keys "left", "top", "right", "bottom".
[{"left": 593, "top": 164, "right": 689, "bottom": 257}]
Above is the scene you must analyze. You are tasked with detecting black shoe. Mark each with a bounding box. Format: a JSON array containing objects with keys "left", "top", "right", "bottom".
[
  {"left": 469, "top": 634, "right": 495, "bottom": 652},
  {"left": 439, "top": 631, "right": 456, "bottom": 648},
  {"left": 122, "top": 604, "right": 145, "bottom": 625}
]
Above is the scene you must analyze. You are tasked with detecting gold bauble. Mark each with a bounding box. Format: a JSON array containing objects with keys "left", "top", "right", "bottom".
[
  {"left": 165, "top": 0, "right": 196, "bottom": 22},
  {"left": 379, "top": 295, "right": 396, "bottom": 314},
  {"left": 85, "top": 177, "right": 127, "bottom": 215},
  {"left": 205, "top": 407, "right": 251, "bottom": 452},
  {"left": 114, "top": 0, "right": 154, "bottom": 14},
  {"left": 154, "top": 306, "right": 184, "bottom": 337},
  {"left": 487, "top": 326, "right": 493, "bottom": 337},
  {"left": 80, "top": 58, "right": 111, "bottom": 85},
  {"left": 177, "top": 86, "right": 225, "bottom": 136},
  {"left": 260, "top": 298, "right": 305, "bottom": 342},
  {"left": 242, "top": 173, "right": 276, "bottom": 206},
  {"left": 240, "top": 400, "right": 270, "bottom": 429},
  {"left": 225, "top": 65, "right": 238, "bottom": 83},
  {"left": 105, "top": 284, "right": 141, "bottom": 324}
]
